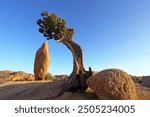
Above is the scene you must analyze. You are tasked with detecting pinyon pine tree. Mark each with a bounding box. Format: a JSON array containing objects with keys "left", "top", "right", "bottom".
[{"left": 37, "top": 11, "right": 93, "bottom": 92}]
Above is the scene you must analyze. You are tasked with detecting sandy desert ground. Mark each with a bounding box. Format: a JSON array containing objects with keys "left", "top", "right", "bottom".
[{"left": 0, "top": 70, "right": 150, "bottom": 100}]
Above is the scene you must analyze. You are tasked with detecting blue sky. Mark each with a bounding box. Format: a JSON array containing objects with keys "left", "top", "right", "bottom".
[{"left": 0, "top": 0, "right": 150, "bottom": 76}]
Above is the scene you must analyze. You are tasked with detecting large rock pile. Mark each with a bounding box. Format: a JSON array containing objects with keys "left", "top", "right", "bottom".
[
  {"left": 34, "top": 41, "right": 50, "bottom": 80},
  {"left": 0, "top": 70, "right": 13, "bottom": 83},
  {"left": 87, "top": 69, "right": 138, "bottom": 100},
  {"left": 0, "top": 70, "right": 35, "bottom": 82},
  {"left": 9, "top": 71, "right": 35, "bottom": 81}
]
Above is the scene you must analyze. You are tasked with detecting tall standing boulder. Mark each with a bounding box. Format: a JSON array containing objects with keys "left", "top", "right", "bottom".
[
  {"left": 87, "top": 69, "right": 138, "bottom": 100},
  {"left": 34, "top": 41, "right": 50, "bottom": 80}
]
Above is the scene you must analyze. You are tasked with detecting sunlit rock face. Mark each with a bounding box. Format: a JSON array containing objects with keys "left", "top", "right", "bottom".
[
  {"left": 34, "top": 41, "right": 50, "bottom": 80},
  {"left": 87, "top": 69, "right": 138, "bottom": 100}
]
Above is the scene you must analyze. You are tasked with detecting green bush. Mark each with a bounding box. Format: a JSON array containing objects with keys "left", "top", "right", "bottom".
[{"left": 45, "top": 72, "right": 54, "bottom": 80}]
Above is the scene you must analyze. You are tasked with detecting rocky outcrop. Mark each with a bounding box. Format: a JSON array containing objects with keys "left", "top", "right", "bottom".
[
  {"left": 34, "top": 41, "right": 50, "bottom": 80},
  {"left": 9, "top": 71, "right": 35, "bottom": 81},
  {"left": 141, "top": 76, "right": 150, "bottom": 88},
  {"left": 131, "top": 76, "right": 143, "bottom": 84},
  {"left": 87, "top": 69, "right": 138, "bottom": 100},
  {"left": 0, "top": 71, "right": 35, "bottom": 82},
  {"left": 0, "top": 71, "right": 13, "bottom": 83}
]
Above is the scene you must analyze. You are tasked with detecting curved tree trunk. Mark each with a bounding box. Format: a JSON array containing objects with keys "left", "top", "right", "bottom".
[{"left": 58, "top": 37, "right": 93, "bottom": 92}]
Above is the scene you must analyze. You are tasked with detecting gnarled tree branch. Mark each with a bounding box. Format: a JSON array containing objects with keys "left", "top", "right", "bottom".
[{"left": 58, "top": 37, "right": 93, "bottom": 92}]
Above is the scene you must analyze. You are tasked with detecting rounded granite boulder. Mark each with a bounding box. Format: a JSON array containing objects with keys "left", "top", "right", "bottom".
[{"left": 86, "top": 69, "right": 138, "bottom": 100}]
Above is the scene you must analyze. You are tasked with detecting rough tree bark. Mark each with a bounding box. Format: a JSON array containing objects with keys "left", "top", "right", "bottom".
[{"left": 57, "top": 37, "right": 93, "bottom": 92}]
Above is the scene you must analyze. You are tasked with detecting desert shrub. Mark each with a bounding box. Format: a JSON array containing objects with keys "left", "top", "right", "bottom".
[{"left": 45, "top": 72, "right": 54, "bottom": 80}]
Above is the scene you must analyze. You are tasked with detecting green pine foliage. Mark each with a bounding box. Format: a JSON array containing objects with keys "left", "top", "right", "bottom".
[{"left": 37, "top": 11, "right": 74, "bottom": 40}]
